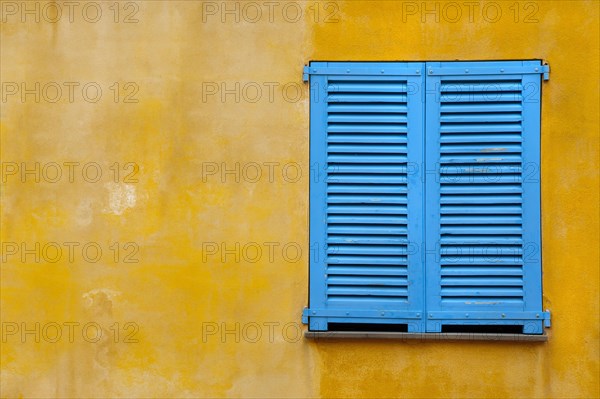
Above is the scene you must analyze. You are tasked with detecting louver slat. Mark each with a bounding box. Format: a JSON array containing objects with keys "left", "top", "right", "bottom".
[
  {"left": 308, "top": 62, "right": 425, "bottom": 331},
  {"left": 425, "top": 61, "right": 544, "bottom": 334}
]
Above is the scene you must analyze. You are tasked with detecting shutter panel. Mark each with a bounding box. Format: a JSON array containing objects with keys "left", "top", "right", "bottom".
[
  {"left": 424, "top": 61, "right": 545, "bottom": 334},
  {"left": 306, "top": 62, "right": 426, "bottom": 332}
]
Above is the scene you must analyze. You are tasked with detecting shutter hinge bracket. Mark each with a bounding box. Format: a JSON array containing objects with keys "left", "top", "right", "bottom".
[
  {"left": 303, "top": 66, "right": 310, "bottom": 83},
  {"left": 542, "top": 64, "right": 550, "bottom": 81},
  {"left": 302, "top": 307, "right": 310, "bottom": 324},
  {"left": 542, "top": 310, "right": 551, "bottom": 328}
]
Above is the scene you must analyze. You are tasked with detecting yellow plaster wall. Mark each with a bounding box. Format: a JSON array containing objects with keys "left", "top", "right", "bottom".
[{"left": 0, "top": 1, "right": 598, "bottom": 398}]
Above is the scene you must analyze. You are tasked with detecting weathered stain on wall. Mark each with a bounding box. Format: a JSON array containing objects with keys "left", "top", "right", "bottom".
[{"left": 0, "top": 1, "right": 598, "bottom": 398}]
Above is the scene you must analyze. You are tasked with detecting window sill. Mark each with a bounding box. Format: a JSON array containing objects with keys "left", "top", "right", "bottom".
[{"left": 305, "top": 331, "right": 548, "bottom": 342}]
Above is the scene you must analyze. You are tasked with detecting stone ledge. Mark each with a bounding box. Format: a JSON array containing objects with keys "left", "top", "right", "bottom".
[{"left": 305, "top": 331, "right": 548, "bottom": 342}]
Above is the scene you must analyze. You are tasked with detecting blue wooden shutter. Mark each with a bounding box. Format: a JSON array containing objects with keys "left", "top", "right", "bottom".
[
  {"left": 424, "top": 61, "right": 548, "bottom": 334},
  {"left": 304, "top": 62, "right": 426, "bottom": 332}
]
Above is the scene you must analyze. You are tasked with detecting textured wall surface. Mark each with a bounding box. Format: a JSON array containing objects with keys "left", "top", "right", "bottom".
[{"left": 1, "top": 1, "right": 598, "bottom": 398}]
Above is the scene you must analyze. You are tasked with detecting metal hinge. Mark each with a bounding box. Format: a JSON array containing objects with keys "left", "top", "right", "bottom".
[
  {"left": 541, "top": 64, "right": 550, "bottom": 81},
  {"left": 542, "top": 309, "right": 551, "bottom": 328},
  {"left": 302, "top": 66, "right": 310, "bottom": 83},
  {"left": 302, "top": 307, "right": 310, "bottom": 324}
]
